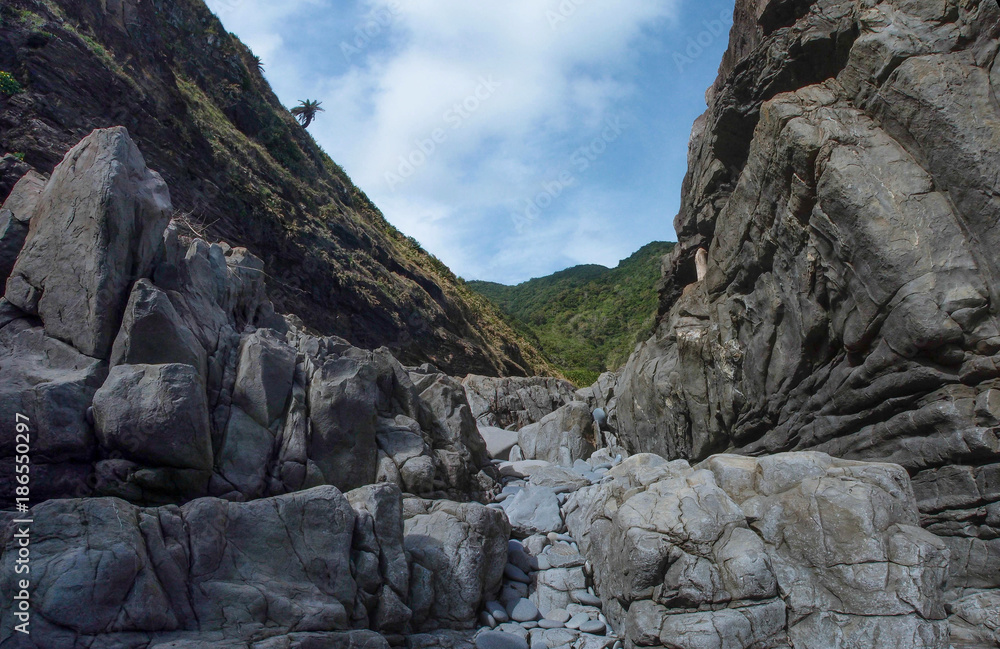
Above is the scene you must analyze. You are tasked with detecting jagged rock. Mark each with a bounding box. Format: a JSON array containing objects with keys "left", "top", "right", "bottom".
[
  {"left": 608, "top": 0, "right": 1000, "bottom": 608},
  {"left": 0, "top": 170, "right": 44, "bottom": 287},
  {"left": 464, "top": 375, "right": 578, "bottom": 430},
  {"left": 93, "top": 363, "right": 213, "bottom": 472},
  {"left": 347, "top": 483, "right": 412, "bottom": 633},
  {"left": 0, "top": 318, "right": 106, "bottom": 501},
  {"left": 0, "top": 487, "right": 359, "bottom": 647},
  {"left": 565, "top": 452, "right": 950, "bottom": 649},
  {"left": 411, "top": 366, "right": 489, "bottom": 467},
  {"left": 476, "top": 630, "right": 529, "bottom": 649},
  {"left": 232, "top": 329, "right": 296, "bottom": 428},
  {"left": 948, "top": 589, "right": 1000, "bottom": 647},
  {"left": 307, "top": 352, "right": 381, "bottom": 492},
  {"left": 528, "top": 465, "right": 591, "bottom": 493},
  {"left": 110, "top": 279, "right": 207, "bottom": 377},
  {"left": 5, "top": 127, "right": 171, "bottom": 357},
  {"left": 517, "top": 403, "right": 598, "bottom": 466},
  {"left": 404, "top": 500, "right": 510, "bottom": 629}
]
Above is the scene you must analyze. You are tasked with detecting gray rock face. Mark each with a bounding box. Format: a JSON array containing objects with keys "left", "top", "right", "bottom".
[
  {"left": 110, "top": 279, "right": 207, "bottom": 377},
  {"left": 6, "top": 127, "right": 171, "bottom": 357},
  {"left": 565, "top": 452, "right": 950, "bottom": 649},
  {"left": 232, "top": 329, "right": 296, "bottom": 428},
  {"left": 480, "top": 426, "right": 521, "bottom": 461},
  {"left": 610, "top": 0, "right": 1000, "bottom": 610},
  {"left": 463, "top": 375, "right": 578, "bottom": 430},
  {"left": 517, "top": 402, "right": 598, "bottom": 466},
  {"left": 306, "top": 352, "right": 382, "bottom": 492},
  {"left": 503, "top": 486, "right": 565, "bottom": 538},
  {"left": 404, "top": 500, "right": 511, "bottom": 629},
  {"left": 93, "top": 363, "right": 213, "bottom": 472},
  {"left": 0, "top": 487, "right": 358, "bottom": 647},
  {"left": 0, "top": 170, "right": 44, "bottom": 288},
  {"left": 0, "top": 483, "right": 511, "bottom": 647},
  {"left": 0, "top": 318, "right": 106, "bottom": 502}
]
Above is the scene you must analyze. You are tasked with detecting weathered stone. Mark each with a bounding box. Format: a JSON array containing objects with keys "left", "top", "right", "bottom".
[
  {"left": 481, "top": 425, "right": 521, "bottom": 461},
  {"left": 511, "top": 599, "right": 540, "bottom": 623},
  {"left": 232, "top": 329, "right": 296, "bottom": 427},
  {"left": 307, "top": 353, "right": 380, "bottom": 491},
  {"left": 110, "top": 279, "right": 207, "bottom": 377},
  {"left": 608, "top": 0, "right": 1000, "bottom": 606},
  {"left": 6, "top": 128, "right": 171, "bottom": 357},
  {"left": 518, "top": 403, "right": 597, "bottom": 466},
  {"left": 0, "top": 487, "right": 358, "bottom": 647},
  {"left": 0, "top": 170, "right": 45, "bottom": 287},
  {"left": 476, "top": 630, "right": 529, "bottom": 649},
  {"left": 464, "top": 375, "right": 578, "bottom": 430},
  {"left": 93, "top": 363, "right": 213, "bottom": 472},
  {"left": 405, "top": 501, "right": 510, "bottom": 628},
  {"left": 566, "top": 452, "right": 950, "bottom": 649},
  {"left": 216, "top": 406, "right": 274, "bottom": 498},
  {"left": 504, "top": 486, "right": 565, "bottom": 537}
]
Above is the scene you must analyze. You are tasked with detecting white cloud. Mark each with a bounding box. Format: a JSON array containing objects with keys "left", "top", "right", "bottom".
[{"left": 206, "top": 0, "right": 681, "bottom": 283}]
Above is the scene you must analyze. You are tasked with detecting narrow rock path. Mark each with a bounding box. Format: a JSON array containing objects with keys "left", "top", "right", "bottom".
[{"left": 469, "top": 450, "right": 625, "bottom": 649}]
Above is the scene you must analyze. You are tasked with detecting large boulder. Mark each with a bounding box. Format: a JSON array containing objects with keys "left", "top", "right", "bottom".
[
  {"left": 5, "top": 127, "right": 171, "bottom": 358},
  {"left": 0, "top": 318, "right": 106, "bottom": 502},
  {"left": 502, "top": 486, "right": 565, "bottom": 538},
  {"left": 307, "top": 352, "right": 381, "bottom": 492},
  {"left": 463, "top": 375, "right": 578, "bottom": 430},
  {"left": 109, "top": 279, "right": 207, "bottom": 377},
  {"left": 92, "top": 363, "right": 213, "bottom": 472},
  {"left": 232, "top": 329, "right": 296, "bottom": 428},
  {"left": 347, "top": 483, "right": 412, "bottom": 632},
  {"left": 0, "top": 487, "right": 359, "bottom": 647},
  {"left": 404, "top": 500, "right": 510, "bottom": 629},
  {"left": 517, "top": 402, "right": 598, "bottom": 466},
  {"left": 565, "top": 452, "right": 951, "bottom": 649},
  {"left": 0, "top": 170, "right": 45, "bottom": 287}
]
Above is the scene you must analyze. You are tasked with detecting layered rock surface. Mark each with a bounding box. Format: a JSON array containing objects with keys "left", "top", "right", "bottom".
[{"left": 606, "top": 0, "right": 1000, "bottom": 627}]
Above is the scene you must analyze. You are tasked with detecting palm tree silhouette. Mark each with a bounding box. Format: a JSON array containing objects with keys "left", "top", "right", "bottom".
[
  {"left": 291, "top": 100, "right": 325, "bottom": 128},
  {"left": 251, "top": 55, "right": 265, "bottom": 74}
]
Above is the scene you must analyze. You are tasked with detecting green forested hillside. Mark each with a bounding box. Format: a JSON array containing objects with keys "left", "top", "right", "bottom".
[{"left": 469, "top": 242, "right": 674, "bottom": 386}]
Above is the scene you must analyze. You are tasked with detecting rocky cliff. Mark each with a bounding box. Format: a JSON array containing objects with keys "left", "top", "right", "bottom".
[
  {"left": 3, "top": 0, "right": 1000, "bottom": 648},
  {"left": 0, "top": 127, "right": 992, "bottom": 649},
  {"left": 0, "top": 0, "right": 551, "bottom": 377},
  {"left": 605, "top": 0, "right": 1000, "bottom": 644}
]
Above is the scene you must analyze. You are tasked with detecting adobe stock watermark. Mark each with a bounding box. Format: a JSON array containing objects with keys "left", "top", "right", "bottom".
[
  {"left": 341, "top": 2, "right": 402, "bottom": 63},
  {"left": 10, "top": 413, "right": 32, "bottom": 635},
  {"left": 511, "top": 116, "right": 625, "bottom": 233},
  {"left": 384, "top": 76, "right": 503, "bottom": 192},
  {"left": 673, "top": 9, "right": 732, "bottom": 73},
  {"left": 547, "top": 0, "right": 590, "bottom": 29}
]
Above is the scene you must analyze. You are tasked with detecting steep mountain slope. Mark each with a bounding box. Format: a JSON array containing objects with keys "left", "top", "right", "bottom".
[
  {"left": 0, "top": 0, "right": 552, "bottom": 377},
  {"left": 469, "top": 242, "right": 674, "bottom": 385},
  {"left": 605, "top": 0, "right": 1000, "bottom": 620}
]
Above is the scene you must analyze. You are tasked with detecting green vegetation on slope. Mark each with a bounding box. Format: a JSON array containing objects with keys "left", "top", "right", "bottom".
[
  {"left": 0, "top": 0, "right": 555, "bottom": 378},
  {"left": 469, "top": 242, "right": 675, "bottom": 386}
]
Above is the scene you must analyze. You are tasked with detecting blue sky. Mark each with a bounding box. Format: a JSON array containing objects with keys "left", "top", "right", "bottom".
[{"left": 205, "top": 0, "right": 733, "bottom": 285}]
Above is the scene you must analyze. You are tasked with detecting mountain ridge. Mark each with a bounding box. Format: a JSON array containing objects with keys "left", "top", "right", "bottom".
[{"left": 469, "top": 241, "right": 674, "bottom": 385}]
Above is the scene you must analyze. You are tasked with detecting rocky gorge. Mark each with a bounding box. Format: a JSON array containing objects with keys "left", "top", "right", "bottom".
[{"left": 2, "top": 0, "right": 1000, "bottom": 648}]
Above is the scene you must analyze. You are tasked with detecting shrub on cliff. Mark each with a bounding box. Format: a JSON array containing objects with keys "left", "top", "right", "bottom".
[{"left": 0, "top": 71, "right": 23, "bottom": 95}]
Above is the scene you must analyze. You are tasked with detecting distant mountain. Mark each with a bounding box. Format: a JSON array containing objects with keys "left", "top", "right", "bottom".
[
  {"left": 0, "top": 0, "right": 552, "bottom": 377},
  {"left": 469, "top": 242, "right": 674, "bottom": 385}
]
